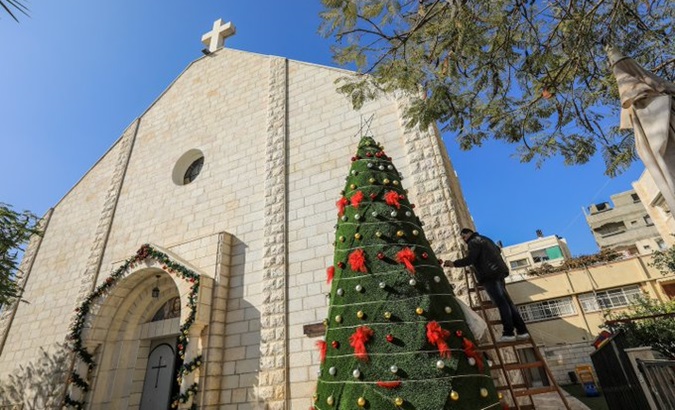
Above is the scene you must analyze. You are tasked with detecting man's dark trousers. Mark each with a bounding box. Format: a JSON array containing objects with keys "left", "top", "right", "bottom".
[{"left": 482, "top": 278, "right": 527, "bottom": 336}]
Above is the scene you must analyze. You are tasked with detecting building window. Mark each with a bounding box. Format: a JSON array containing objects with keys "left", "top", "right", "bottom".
[
  {"left": 510, "top": 258, "right": 530, "bottom": 269},
  {"left": 183, "top": 156, "right": 204, "bottom": 184},
  {"left": 172, "top": 149, "right": 205, "bottom": 186},
  {"left": 531, "top": 246, "right": 564, "bottom": 263},
  {"left": 595, "top": 221, "right": 626, "bottom": 237},
  {"left": 517, "top": 298, "right": 576, "bottom": 322},
  {"left": 656, "top": 239, "right": 667, "bottom": 250},
  {"left": 644, "top": 215, "right": 654, "bottom": 226},
  {"left": 631, "top": 193, "right": 641, "bottom": 202},
  {"left": 578, "top": 286, "right": 642, "bottom": 313}
]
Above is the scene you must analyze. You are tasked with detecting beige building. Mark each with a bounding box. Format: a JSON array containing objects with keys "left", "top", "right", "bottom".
[
  {"left": 501, "top": 233, "right": 572, "bottom": 282},
  {"left": 505, "top": 254, "right": 675, "bottom": 384},
  {"left": 633, "top": 169, "right": 675, "bottom": 247},
  {"left": 0, "top": 20, "right": 474, "bottom": 409},
  {"left": 585, "top": 189, "right": 664, "bottom": 255}
]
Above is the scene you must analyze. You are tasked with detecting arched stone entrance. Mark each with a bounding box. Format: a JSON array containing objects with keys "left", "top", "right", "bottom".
[{"left": 67, "top": 245, "right": 214, "bottom": 409}]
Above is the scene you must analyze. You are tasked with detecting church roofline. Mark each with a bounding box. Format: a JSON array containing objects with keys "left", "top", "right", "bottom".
[{"left": 48, "top": 47, "right": 364, "bottom": 215}]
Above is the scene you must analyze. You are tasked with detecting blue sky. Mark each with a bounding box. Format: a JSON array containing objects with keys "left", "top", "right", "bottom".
[{"left": 0, "top": 1, "right": 644, "bottom": 256}]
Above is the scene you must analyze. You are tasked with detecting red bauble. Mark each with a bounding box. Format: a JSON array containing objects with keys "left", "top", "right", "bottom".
[
  {"left": 332, "top": 340, "right": 340, "bottom": 349},
  {"left": 370, "top": 193, "right": 377, "bottom": 200},
  {"left": 386, "top": 334, "right": 395, "bottom": 343},
  {"left": 411, "top": 204, "right": 416, "bottom": 208},
  {"left": 366, "top": 152, "right": 373, "bottom": 157},
  {"left": 421, "top": 252, "right": 429, "bottom": 259},
  {"left": 337, "top": 262, "right": 346, "bottom": 269},
  {"left": 438, "top": 259, "right": 444, "bottom": 265},
  {"left": 399, "top": 194, "right": 405, "bottom": 200},
  {"left": 351, "top": 156, "right": 357, "bottom": 161},
  {"left": 377, "top": 252, "right": 385, "bottom": 260},
  {"left": 455, "top": 330, "right": 463, "bottom": 337}
]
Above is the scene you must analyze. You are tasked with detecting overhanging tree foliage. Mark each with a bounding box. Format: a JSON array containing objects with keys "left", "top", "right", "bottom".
[
  {"left": 0, "top": 203, "right": 41, "bottom": 306},
  {"left": 604, "top": 297, "right": 675, "bottom": 359},
  {"left": 320, "top": 0, "right": 674, "bottom": 176},
  {"left": 0, "top": 0, "right": 28, "bottom": 22}
]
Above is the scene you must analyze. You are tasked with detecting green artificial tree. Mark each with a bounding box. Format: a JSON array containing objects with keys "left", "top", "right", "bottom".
[{"left": 313, "top": 136, "right": 501, "bottom": 409}]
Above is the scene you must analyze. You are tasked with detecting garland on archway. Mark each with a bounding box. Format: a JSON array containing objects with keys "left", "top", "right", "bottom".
[{"left": 64, "top": 244, "right": 202, "bottom": 409}]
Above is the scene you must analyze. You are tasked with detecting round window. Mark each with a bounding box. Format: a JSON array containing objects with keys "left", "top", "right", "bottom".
[{"left": 172, "top": 149, "right": 205, "bottom": 186}]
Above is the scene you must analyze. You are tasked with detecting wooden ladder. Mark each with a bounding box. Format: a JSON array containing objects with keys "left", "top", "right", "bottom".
[{"left": 463, "top": 269, "right": 572, "bottom": 410}]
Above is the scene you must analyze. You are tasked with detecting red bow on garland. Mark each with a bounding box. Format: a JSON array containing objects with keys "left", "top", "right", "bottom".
[
  {"left": 426, "top": 321, "right": 452, "bottom": 358},
  {"left": 396, "top": 247, "right": 416, "bottom": 274},
  {"left": 350, "top": 326, "right": 374, "bottom": 361},
  {"left": 349, "top": 249, "right": 367, "bottom": 273},
  {"left": 384, "top": 190, "right": 401, "bottom": 209},
  {"left": 462, "top": 337, "right": 484, "bottom": 371},
  {"left": 316, "top": 340, "right": 327, "bottom": 363},
  {"left": 350, "top": 191, "right": 364, "bottom": 208},
  {"left": 336, "top": 197, "right": 349, "bottom": 216}
]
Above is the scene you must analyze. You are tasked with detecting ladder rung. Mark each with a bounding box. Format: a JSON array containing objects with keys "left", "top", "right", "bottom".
[
  {"left": 472, "top": 301, "right": 496, "bottom": 310},
  {"left": 487, "top": 319, "right": 502, "bottom": 325},
  {"left": 514, "top": 386, "right": 558, "bottom": 397},
  {"left": 490, "top": 361, "right": 538, "bottom": 370},
  {"left": 502, "top": 361, "right": 545, "bottom": 371},
  {"left": 467, "top": 286, "right": 485, "bottom": 293},
  {"left": 496, "top": 383, "right": 527, "bottom": 391},
  {"left": 479, "top": 339, "right": 533, "bottom": 349}
]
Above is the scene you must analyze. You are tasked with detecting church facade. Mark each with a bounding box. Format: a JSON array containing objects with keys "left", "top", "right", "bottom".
[{"left": 0, "top": 20, "right": 473, "bottom": 409}]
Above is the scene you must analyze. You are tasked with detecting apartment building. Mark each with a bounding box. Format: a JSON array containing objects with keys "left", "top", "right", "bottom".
[{"left": 501, "top": 232, "right": 572, "bottom": 282}]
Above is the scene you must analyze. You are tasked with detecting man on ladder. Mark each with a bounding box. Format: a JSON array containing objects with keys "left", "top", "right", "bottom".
[{"left": 444, "top": 228, "right": 530, "bottom": 343}]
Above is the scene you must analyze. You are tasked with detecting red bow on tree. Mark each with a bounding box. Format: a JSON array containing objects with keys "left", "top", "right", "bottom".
[
  {"left": 426, "top": 321, "right": 452, "bottom": 358},
  {"left": 462, "top": 337, "right": 484, "bottom": 371},
  {"left": 350, "top": 191, "right": 364, "bottom": 208},
  {"left": 326, "top": 266, "right": 335, "bottom": 284},
  {"left": 349, "top": 249, "right": 367, "bottom": 273},
  {"left": 316, "top": 340, "right": 327, "bottom": 363},
  {"left": 336, "top": 197, "right": 349, "bottom": 216},
  {"left": 350, "top": 326, "right": 374, "bottom": 361},
  {"left": 384, "top": 190, "right": 401, "bottom": 209},
  {"left": 396, "top": 247, "right": 416, "bottom": 274}
]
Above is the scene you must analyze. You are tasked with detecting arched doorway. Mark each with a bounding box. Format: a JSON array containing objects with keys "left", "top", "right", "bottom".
[{"left": 84, "top": 268, "right": 185, "bottom": 408}]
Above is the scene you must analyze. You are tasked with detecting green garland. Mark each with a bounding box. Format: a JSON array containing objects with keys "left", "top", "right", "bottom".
[{"left": 64, "top": 244, "right": 203, "bottom": 409}]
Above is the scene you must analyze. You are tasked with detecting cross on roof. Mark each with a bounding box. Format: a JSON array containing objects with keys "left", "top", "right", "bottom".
[{"left": 201, "top": 19, "right": 236, "bottom": 53}]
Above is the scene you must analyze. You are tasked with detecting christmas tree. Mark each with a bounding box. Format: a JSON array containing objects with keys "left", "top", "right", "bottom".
[{"left": 313, "top": 136, "right": 500, "bottom": 409}]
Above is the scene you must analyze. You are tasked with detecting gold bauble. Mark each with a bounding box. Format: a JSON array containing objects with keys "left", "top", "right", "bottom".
[
  {"left": 393, "top": 180, "right": 399, "bottom": 186},
  {"left": 327, "top": 395, "right": 334, "bottom": 406},
  {"left": 394, "top": 397, "right": 404, "bottom": 406},
  {"left": 412, "top": 229, "right": 419, "bottom": 236},
  {"left": 498, "top": 392, "right": 503, "bottom": 400},
  {"left": 450, "top": 390, "right": 459, "bottom": 401},
  {"left": 335, "top": 315, "right": 343, "bottom": 323},
  {"left": 416, "top": 307, "right": 424, "bottom": 315},
  {"left": 365, "top": 141, "right": 371, "bottom": 146},
  {"left": 369, "top": 178, "right": 376, "bottom": 184},
  {"left": 384, "top": 311, "right": 392, "bottom": 319},
  {"left": 383, "top": 178, "right": 390, "bottom": 185},
  {"left": 396, "top": 230, "right": 405, "bottom": 237},
  {"left": 339, "top": 236, "right": 345, "bottom": 242},
  {"left": 357, "top": 397, "right": 366, "bottom": 407},
  {"left": 313, "top": 393, "right": 318, "bottom": 402},
  {"left": 375, "top": 231, "right": 382, "bottom": 238},
  {"left": 322, "top": 319, "right": 329, "bottom": 326},
  {"left": 480, "top": 388, "right": 489, "bottom": 398},
  {"left": 350, "top": 184, "right": 357, "bottom": 190},
  {"left": 354, "top": 233, "right": 362, "bottom": 240},
  {"left": 357, "top": 310, "right": 365, "bottom": 319}
]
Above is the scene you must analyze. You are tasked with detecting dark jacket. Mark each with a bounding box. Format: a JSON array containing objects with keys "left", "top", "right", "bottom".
[{"left": 453, "top": 232, "right": 509, "bottom": 284}]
